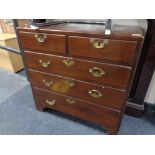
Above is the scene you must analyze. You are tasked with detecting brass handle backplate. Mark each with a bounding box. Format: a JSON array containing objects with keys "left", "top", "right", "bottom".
[
  {"left": 64, "top": 80, "right": 75, "bottom": 87},
  {"left": 88, "top": 89, "right": 102, "bottom": 98},
  {"left": 63, "top": 59, "right": 74, "bottom": 67},
  {"left": 89, "top": 67, "right": 105, "bottom": 77},
  {"left": 66, "top": 98, "right": 76, "bottom": 104},
  {"left": 46, "top": 99, "right": 56, "bottom": 106},
  {"left": 90, "top": 38, "right": 109, "bottom": 49},
  {"left": 43, "top": 79, "right": 53, "bottom": 87},
  {"left": 34, "top": 33, "right": 47, "bottom": 43},
  {"left": 39, "top": 60, "right": 51, "bottom": 68}
]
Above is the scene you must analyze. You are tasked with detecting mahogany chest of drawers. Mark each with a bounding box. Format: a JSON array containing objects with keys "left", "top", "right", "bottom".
[{"left": 17, "top": 23, "right": 144, "bottom": 134}]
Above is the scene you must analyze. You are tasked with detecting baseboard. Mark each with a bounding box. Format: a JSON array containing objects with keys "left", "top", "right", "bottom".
[{"left": 125, "top": 101, "right": 145, "bottom": 117}]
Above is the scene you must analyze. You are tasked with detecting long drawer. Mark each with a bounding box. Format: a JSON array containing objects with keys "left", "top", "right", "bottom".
[
  {"left": 33, "top": 88, "right": 121, "bottom": 128},
  {"left": 69, "top": 36, "right": 137, "bottom": 65},
  {"left": 29, "top": 70, "right": 126, "bottom": 110},
  {"left": 24, "top": 51, "right": 131, "bottom": 89},
  {"left": 19, "top": 32, "right": 66, "bottom": 54}
]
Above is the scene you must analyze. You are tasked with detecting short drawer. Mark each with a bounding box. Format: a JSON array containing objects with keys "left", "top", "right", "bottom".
[
  {"left": 69, "top": 36, "right": 137, "bottom": 65},
  {"left": 24, "top": 51, "right": 131, "bottom": 89},
  {"left": 19, "top": 31, "right": 66, "bottom": 54},
  {"left": 29, "top": 70, "right": 126, "bottom": 110},
  {"left": 33, "top": 88, "right": 121, "bottom": 128}
]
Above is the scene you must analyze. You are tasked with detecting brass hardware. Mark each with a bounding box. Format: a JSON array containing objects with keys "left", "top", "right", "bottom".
[
  {"left": 34, "top": 33, "right": 47, "bottom": 43},
  {"left": 39, "top": 60, "right": 51, "bottom": 68},
  {"left": 89, "top": 67, "right": 105, "bottom": 77},
  {"left": 46, "top": 99, "right": 56, "bottom": 106},
  {"left": 64, "top": 80, "right": 75, "bottom": 87},
  {"left": 66, "top": 98, "right": 76, "bottom": 104},
  {"left": 63, "top": 59, "right": 74, "bottom": 67},
  {"left": 88, "top": 89, "right": 102, "bottom": 98},
  {"left": 43, "top": 79, "right": 53, "bottom": 87},
  {"left": 90, "top": 38, "right": 109, "bottom": 49}
]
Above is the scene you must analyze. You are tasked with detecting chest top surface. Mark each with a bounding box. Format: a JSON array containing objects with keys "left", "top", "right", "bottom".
[{"left": 17, "top": 23, "right": 144, "bottom": 40}]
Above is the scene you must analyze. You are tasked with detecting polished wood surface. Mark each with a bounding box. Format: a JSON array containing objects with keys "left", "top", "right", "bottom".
[
  {"left": 19, "top": 31, "right": 66, "bottom": 54},
  {"left": 69, "top": 36, "right": 137, "bottom": 65},
  {"left": 17, "top": 22, "right": 144, "bottom": 134},
  {"left": 24, "top": 51, "right": 131, "bottom": 89},
  {"left": 33, "top": 87, "right": 120, "bottom": 134},
  {"left": 17, "top": 23, "right": 143, "bottom": 41},
  {"left": 29, "top": 70, "right": 126, "bottom": 110}
]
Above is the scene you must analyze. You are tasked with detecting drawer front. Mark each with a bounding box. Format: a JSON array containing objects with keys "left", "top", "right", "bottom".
[
  {"left": 29, "top": 70, "right": 126, "bottom": 110},
  {"left": 24, "top": 51, "right": 131, "bottom": 89},
  {"left": 19, "top": 32, "right": 66, "bottom": 54},
  {"left": 69, "top": 36, "right": 137, "bottom": 65},
  {"left": 33, "top": 88, "right": 121, "bottom": 128}
]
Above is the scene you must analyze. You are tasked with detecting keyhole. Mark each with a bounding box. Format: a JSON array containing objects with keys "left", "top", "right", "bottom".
[{"left": 97, "top": 41, "right": 101, "bottom": 46}]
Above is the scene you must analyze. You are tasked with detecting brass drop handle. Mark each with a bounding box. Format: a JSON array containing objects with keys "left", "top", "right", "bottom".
[
  {"left": 63, "top": 59, "right": 74, "bottom": 67},
  {"left": 90, "top": 38, "right": 109, "bottom": 49},
  {"left": 43, "top": 79, "right": 53, "bottom": 87},
  {"left": 66, "top": 98, "right": 76, "bottom": 104},
  {"left": 89, "top": 67, "right": 105, "bottom": 77},
  {"left": 64, "top": 80, "right": 75, "bottom": 87},
  {"left": 34, "top": 33, "right": 47, "bottom": 43},
  {"left": 39, "top": 60, "right": 51, "bottom": 68},
  {"left": 46, "top": 99, "right": 56, "bottom": 106},
  {"left": 88, "top": 89, "right": 102, "bottom": 98}
]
